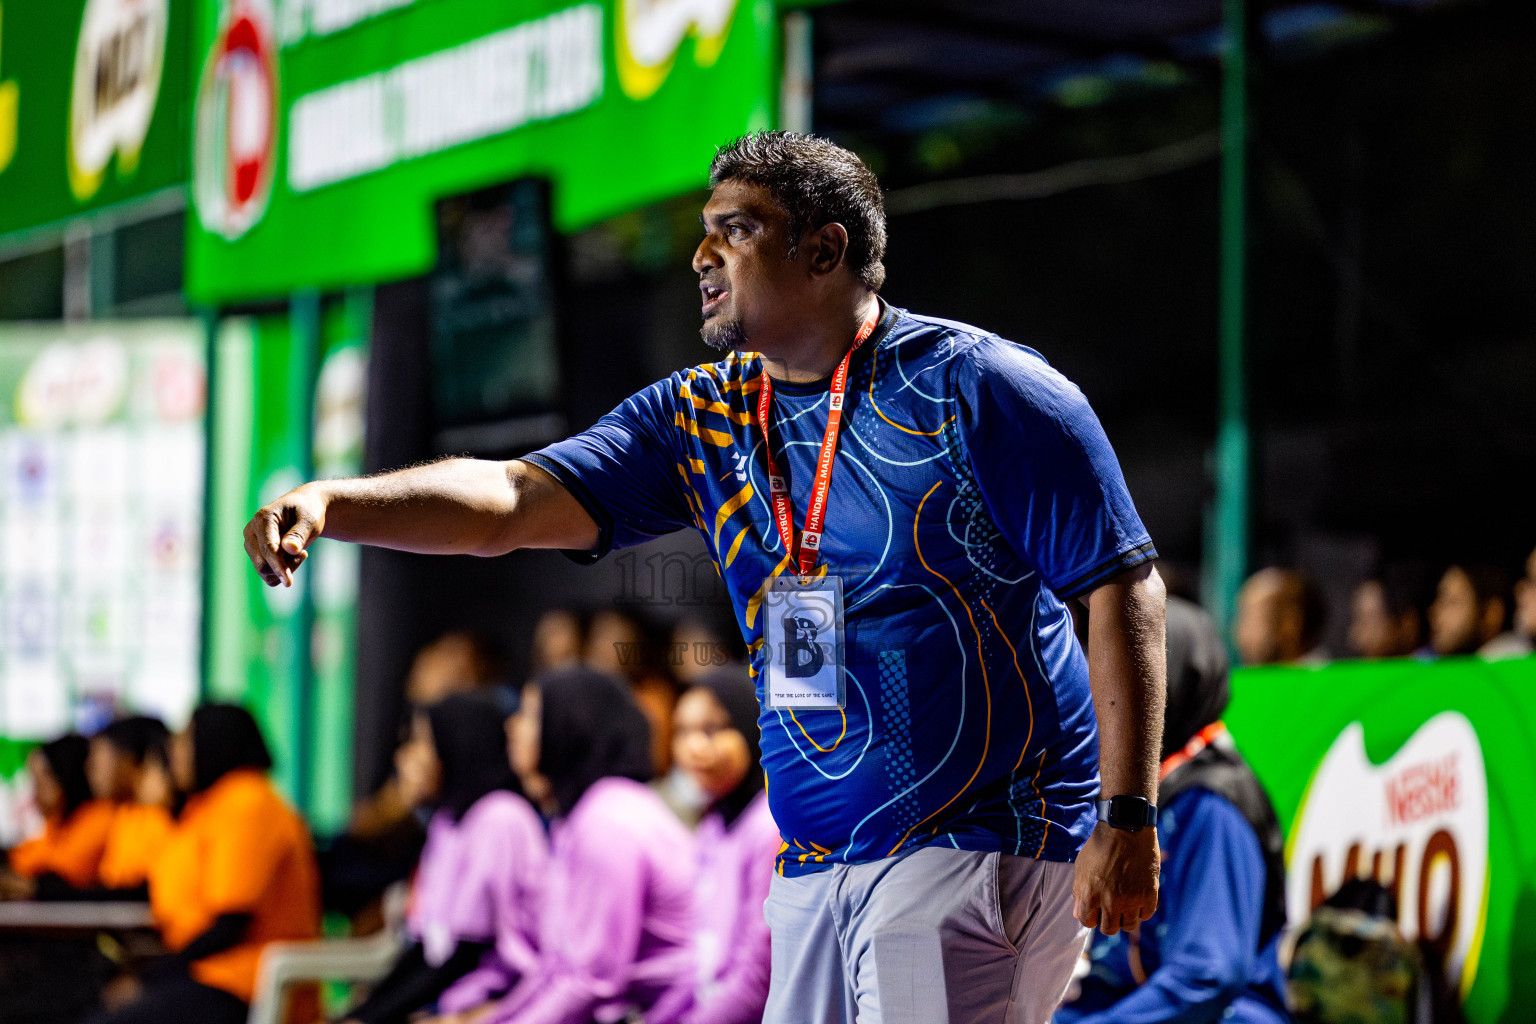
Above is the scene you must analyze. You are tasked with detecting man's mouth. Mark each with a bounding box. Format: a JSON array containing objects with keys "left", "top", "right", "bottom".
[{"left": 700, "top": 281, "right": 730, "bottom": 318}]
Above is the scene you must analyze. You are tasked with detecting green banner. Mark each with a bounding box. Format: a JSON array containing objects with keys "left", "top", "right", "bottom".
[
  {"left": 1226, "top": 657, "right": 1536, "bottom": 1024},
  {"left": 0, "top": 0, "right": 189, "bottom": 240},
  {"left": 204, "top": 298, "right": 364, "bottom": 829},
  {"left": 305, "top": 292, "right": 367, "bottom": 834},
  {"left": 205, "top": 311, "right": 311, "bottom": 804},
  {"left": 186, "top": 0, "right": 776, "bottom": 303}
]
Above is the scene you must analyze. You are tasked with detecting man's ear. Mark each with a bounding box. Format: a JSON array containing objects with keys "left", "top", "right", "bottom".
[{"left": 805, "top": 222, "right": 850, "bottom": 277}]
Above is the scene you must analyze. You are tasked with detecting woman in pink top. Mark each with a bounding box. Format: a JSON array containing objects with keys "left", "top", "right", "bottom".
[
  {"left": 673, "top": 669, "right": 779, "bottom": 1024},
  {"left": 428, "top": 667, "right": 695, "bottom": 1024},
  {"left": 341, "top": 692, "right": 546, "bottom": 1024}
]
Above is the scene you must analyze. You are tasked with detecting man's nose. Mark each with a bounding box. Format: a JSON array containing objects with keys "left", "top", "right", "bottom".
[{"left": 693, "top": 236, "right": 722, "bottom": 274}]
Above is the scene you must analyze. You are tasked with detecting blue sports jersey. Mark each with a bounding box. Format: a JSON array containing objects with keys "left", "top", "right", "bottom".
[{"left": 527, "top": 303, "right": 1155, "bottom": 875}]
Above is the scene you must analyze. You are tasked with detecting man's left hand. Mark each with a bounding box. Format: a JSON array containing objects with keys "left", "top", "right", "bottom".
[{"left": 1073, "top": 822, "right": 1159, "bottom": 935}]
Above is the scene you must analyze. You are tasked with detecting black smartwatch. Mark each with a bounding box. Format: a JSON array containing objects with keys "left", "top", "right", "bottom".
[{"left": 1096, "top": 795, "right": 1158, "bottom": 832}]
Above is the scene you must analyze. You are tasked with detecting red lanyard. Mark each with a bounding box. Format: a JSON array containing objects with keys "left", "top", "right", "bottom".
[
  {"left": 1159, "top": 721, "right": 1227, "bottom": 781},
  {"left": 755, "top": 306, "right": 881, "bottom": 576}
]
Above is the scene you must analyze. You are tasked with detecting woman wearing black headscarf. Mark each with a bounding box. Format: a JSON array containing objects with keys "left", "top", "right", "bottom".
[
  {"left": 1057, "top": 596, "right": 1290, "bottom": 1024},
  {"left": 2, "top": 734, "right": 116, "bottom": 898},
  {"left": 88, "top": 705, "right": 320, "bottom": 1024},
  {"left": 430, "top": 667, "right": 694, "bottom": 1024},
  {"left": 339, "top": 692, "right": 547, "bottom": 1024},
  {"left": 673, "top": 666, "right": 779, "bottom": 1024}
]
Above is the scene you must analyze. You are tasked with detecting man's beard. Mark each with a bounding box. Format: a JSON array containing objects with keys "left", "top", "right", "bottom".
[{"left": 701, "top": 316, "right": 748, "bottom": 354}]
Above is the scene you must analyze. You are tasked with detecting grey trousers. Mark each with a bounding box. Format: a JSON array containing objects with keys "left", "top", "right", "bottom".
[{"left": 761, "top": 847, "right": 1088, "bottom": 1024}]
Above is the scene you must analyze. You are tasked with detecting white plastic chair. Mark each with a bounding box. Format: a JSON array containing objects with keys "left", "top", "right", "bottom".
[{"left": 247, "top": 883, "right": 409, "bottom": 1024}]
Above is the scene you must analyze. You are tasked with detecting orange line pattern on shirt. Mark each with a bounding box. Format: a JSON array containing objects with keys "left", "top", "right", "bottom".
[
  {"left": 745, "top": 554, "right": 794, "bottom": 630},
  {"left": 867, "top": 348, "right": 955, "bottom": 437},
  {"left": 713, "top": 482, "right": 755, "bottom": 547},
  {"left": 681, "top": 377, "right": 755, "bottom": 425},
  {"left": 723, "top": 526, "right": 750, "bottom": 568},
  {"left": 789, "top": 707, "right": 848, "bottom": 753},
  {"left": 888, "top": 480, "right": 993, "bottom": 856},
  {"left": 674, "top": 411, "right": 735, "bottom": 448},
  {"left": 980, "top": 596, "right": 1034, "bottom": 764},
  {"left": 1031, "top": 750, "right": 1049, "bottom": 858},
  {"left": 672, "top": 464, "right": 708, "bottom": 532}
]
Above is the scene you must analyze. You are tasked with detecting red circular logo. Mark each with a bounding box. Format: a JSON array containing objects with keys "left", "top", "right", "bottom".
[{"left": 193, "top": 0, "right": 278, "bottom": 240}]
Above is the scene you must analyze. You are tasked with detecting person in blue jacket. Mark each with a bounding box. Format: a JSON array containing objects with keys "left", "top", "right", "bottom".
[{"left": 1056, "top": 596, "right": 1292, "bottom": 1024}]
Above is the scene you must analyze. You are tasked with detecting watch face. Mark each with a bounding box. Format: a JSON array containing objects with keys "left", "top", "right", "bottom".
[{"left": 1107, "top": 796, "right": 1153, "bottom": 829}]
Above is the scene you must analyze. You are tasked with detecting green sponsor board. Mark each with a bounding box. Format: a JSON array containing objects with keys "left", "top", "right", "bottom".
[
  {"left": 305, "top": 292, "right": 367, "bottom": 834},
  {"left": 1226, "top": 657, "right": 1536, "bottom": 1024},
  {"left": 204, "top": 298, "right": 363, "bottom": 828},
  {"left": 205, "top": 311, "right": 311, "bottom": 804},
  {"left": 186, "top": 0, "right": 776, "bottom": 303},
  {"left": 0, "top": 0, "right": 190, "bottom": 240}
]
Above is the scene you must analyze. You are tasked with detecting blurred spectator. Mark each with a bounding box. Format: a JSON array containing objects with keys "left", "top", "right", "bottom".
[
  {"left": 87, "top": 717, "right": 168, "bottom": 804},
  {"left": 1286, "top": 879, "right": 1443, "bottom": 1024},
  {"left": 83, "top": 721, "right": 175, "bottom": 896},
  {"left": 659, "top": 614, "right": 747, "bottom": 825},
  {"left": 340, "top": 693, "right": 547, "bottom": 1024},
  {"left": 1235, "top": 567, "right": 1329, "bottom": 666},
  {"left": 1057, "top": 596, "right": 1288, "bottom": 1024},
  {"left": 88, "top": 705, "right": 319, "bottom": 1024},
  {"left": 405, "top": 631, "right": 508, "bottom": 707},
  {"left": 583, "top": 607, "right": 651, "bottom": 677},
  {"left": 330, "top": 631, "right": 507, "bottom": 920},
  {"left": 530, "top": 608, "right": 585, "bottom": 673},
  {"left": 673, "top": 668, "right": 777, "bottom": 1024},
  {"left": 98, "top": 723, "right": 177, "bottom": 893},
  {"left": 585, "top": 607, "right": 680, "bottom": 777},
  {"left": 0, "top": 734, "right": 115, "bottom": 899},
  {"left": 1427, "top": 564, "right": 1508, "bottom": 656},
  {"left": 1347, "top": 566, "right": 1427, "bottom": 660},
  {"left": 671, "top": 614, "right": 745, "bottom": 686},
  {"left": 352, "top": 630, "right": 507, "bottom": 840},
  {"left": 435, "top": 667, "right": 693, "bottom": 1024},
  {"left": 1479, "top": 545, "right": 1536, "bottom": 659}
]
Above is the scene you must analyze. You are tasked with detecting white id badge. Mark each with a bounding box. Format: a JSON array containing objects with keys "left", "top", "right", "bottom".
[{"left": 761, "top": 575, "right": 846, "bottom": 710}]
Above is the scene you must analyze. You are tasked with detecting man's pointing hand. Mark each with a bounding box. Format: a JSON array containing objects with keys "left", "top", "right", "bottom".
[{"left": 243, "top": 484, "right": 327, "bottom": 588}]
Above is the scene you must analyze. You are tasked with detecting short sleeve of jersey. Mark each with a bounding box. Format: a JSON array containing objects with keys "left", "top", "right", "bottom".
[
  {"left": 523, "top": 376, "right": 694, "bottom": 562},
  {"left": 954, "top": 337, "right": 1155, "bottom": 598}
]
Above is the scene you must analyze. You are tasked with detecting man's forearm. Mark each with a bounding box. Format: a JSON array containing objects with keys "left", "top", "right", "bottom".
[
  {"left": 312, "top": 458, "right": 520, "bottom": 556},
  {"left": 245, "top": 458, "right": 600, "bottom": 588},
  {"left": 1084, "top": 563, "right": 1167, "bottom": 799}
]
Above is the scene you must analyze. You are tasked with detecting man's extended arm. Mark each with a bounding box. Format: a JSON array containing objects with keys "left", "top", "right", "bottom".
[
  {"left": 242, "top": 459, "right": 599, "bottom": 588},
  {"left": 1073, "top": 561, "right": 1167, "bottom": 935}
]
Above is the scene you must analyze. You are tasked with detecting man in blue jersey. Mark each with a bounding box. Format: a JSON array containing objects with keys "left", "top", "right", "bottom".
[{"left": 245, "top": 132, "right": 1167, "bottom": 1024}]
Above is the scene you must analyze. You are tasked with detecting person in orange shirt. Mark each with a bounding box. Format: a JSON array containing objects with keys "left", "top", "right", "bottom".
[
  {"left": 93, "top": 716, "right": 176, "bottom": 893},
  {"left": 86, "top": 705, "right": 321, "bottom": 1024},
  {"left": 1, "top": 734, "right": 116, "bottom": 899}
]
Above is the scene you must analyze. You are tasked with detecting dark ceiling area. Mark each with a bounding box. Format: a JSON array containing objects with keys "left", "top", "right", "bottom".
[{"left": 812, "top": 0, "right": 1475, "bottom": 169}]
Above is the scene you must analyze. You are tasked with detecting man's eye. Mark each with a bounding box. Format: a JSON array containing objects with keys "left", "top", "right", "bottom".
[{"left": 727, "top": 224, "right": 745, "bottom": 238}]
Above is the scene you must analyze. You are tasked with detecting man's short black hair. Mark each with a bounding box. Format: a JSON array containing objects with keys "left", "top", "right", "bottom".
[{"left": 709, "top": 131, "right": 887, "bottom": 291}]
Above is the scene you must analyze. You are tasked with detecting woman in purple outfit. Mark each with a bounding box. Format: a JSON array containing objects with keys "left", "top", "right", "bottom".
[
  {"left": 673, "top": 668, "right": 779, "bottom": 1024},
  {"left": 340, "top": 692, "right": 546, "bottom": 1024},
  {"left": 428, "top": 666, "right": 695, "bottom": 1024}
]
